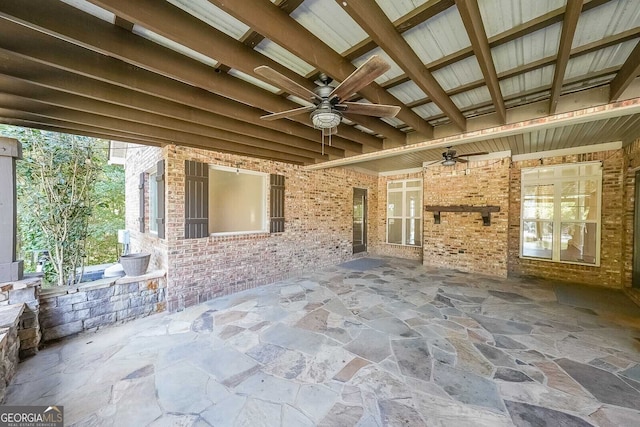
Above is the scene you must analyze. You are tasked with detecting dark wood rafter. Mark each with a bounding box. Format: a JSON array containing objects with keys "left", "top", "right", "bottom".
[
  {"left": 0, "top": 4, "right": 378, "bottom": 153},
  {"left": 380, "top": 0, "right": 614, "bottom": 91},
  {"left": 455, "top": 0, "right": 506, "bottom": 123},
  {"left": 609, "top": 40, "right": 640, "bottom": 101},
  {"left": 0, "top": 92, "right": 318, "bottom": 164},
  {"left": 343, "top": 0, "right": 456, "bottom": 61},
  {"left": 549, "top": 0, "right": 584, "bottom": 114},
  {"left": 337, "top": 0, "right": 466, "bottom": 132},
  {"left": 86, "top": 0, "right": 405, "bottom": 143},
  {"left": 0, "top": 106, "right": 314, "bottom": 165},
  {"left": 240, "top": 0, "right": 305, "bottom": 49},
  {"left": 207, "top": 0, "right": 431, "bottom": 140},
  {"left": 0, "top": 54, "right": 342, "bottom": 158},
  {"left": 404, "top": 30, "right": 640, "bottom": 111},
  {"left": 0, "top": 76, "right": 331, "bottom": 161}
]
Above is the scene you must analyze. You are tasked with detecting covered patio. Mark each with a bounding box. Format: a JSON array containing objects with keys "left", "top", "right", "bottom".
[{"left": 7, "top": 258, "right": 640, "bottom": 426}]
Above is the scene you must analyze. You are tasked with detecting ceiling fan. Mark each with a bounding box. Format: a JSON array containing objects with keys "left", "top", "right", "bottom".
[
  {"left": 440, "top": 147, "right": 489, "bottom": 166},
  {"left": 254, "top": 55, "right": 401, "bottom": 151}
]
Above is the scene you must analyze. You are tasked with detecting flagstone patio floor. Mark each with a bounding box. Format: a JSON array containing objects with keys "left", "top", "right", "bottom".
[{"left": 6, "top": 257, "right": 640, "bottom": 426}]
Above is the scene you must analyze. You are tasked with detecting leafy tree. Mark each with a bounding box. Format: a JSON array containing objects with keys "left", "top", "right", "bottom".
[{"left": 2, "top": 126, "right": 124, "bottom": 285}]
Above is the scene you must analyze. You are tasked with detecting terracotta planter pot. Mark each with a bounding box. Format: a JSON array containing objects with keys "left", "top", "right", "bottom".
[{"left": 119, "top": 253, "right": 150, "bottom": 276}]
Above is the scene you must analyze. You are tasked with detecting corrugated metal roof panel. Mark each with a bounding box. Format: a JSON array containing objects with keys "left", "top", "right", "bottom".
[
  {"left": 564, "top": 40, "right": 637, "bottom": 80},
  {"left": 412, "top": 103, "right": 443, "bottom": 119},
  {"left": 451, "top": 86, "right": 492, "bottom": 110},
  {"left": 291, "top": 0, "right": 368, "bottom": 54},
  {"left": 352, "top": 48, "right": 405, "bottom": 83},
  {"left": 432, "top": 56, "right": 484, "bottom": 91},
  {"left": 227, "top": 69, "right": 281, "bottom": 94},
  {"left": 380, "top": 117, "right": 405, "bottom": 128},
  {"left": 491, "top": 24, "right": 562, "bottom": 74},
  {"left": 478, "top": 0, "right": 566, "bottom": 38},
  {"left": 60, "top": 0, "right": 115, "bottom": 23},
  {"left": 499, "top": 65, "right": 555, "bottom": 97},
  {"left": 402, "top": 6, "right": 471, "bottom": 64},
  {"left": 167, "top": 0, "right": 250, "bottom": 40},
  {"left": 254, "top": 39, "right": 316, "bottom": 77},
  {"left": 132, "top": 25, "right": 218, "bottom": 67},
  {"left": 387, "top": 81, "right": 428, "bottom": 104},
  {"left": 375, "top": 0, "right": 430, "bottom": 22},
  {"left": 573, "top": 0, "right": 640, "bottom": 48}
]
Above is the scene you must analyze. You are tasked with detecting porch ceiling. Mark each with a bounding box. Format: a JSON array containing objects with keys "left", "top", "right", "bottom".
[{"left": 0, "top": 0, "right": 639, "bottom": 170}]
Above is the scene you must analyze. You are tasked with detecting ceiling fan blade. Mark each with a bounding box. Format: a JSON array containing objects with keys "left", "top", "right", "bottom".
[
  {"left": 455, "top": 151, "right": 489, "bottom": 158},
  {"left": 329, "top": 55, "right": 390, "bottom": 102},
  {"left": 455, "top": 158, "right": 469, "bottom": 163},
  {"left": 260, "top": 105, "right": 315, "bottom": 121},
  {"left": 254, "top": 66, "right": 321, "bottom": 102},
  {"left": 337, "top": 102, "right": 401, "bottom": 117}
]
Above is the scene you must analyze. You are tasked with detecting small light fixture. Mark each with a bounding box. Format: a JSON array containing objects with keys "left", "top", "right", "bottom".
[
  {"left": 442, "top": 159, "right": 456, "bottom": 166},
  {"left": 311, "top": 108, "right": 342, "bottom": 129}
]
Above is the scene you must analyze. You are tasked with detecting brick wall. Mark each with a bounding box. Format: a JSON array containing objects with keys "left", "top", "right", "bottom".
[
  {"left": 508, "top": 150, "right": 625, "bottom": 288},
  {"left": 128, "top": 145, "right": 380, "bottom": 311},
  {"left": 423, "top": 157, "right": 511, "bottom": 276},
  {"left": 124, "top": 145, "right": 168, "bottom": 271},
  {"left": 623, "top": 138, "right": 640, "bottom": 288}
]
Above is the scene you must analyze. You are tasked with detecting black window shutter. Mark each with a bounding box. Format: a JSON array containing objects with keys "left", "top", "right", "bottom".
[
  {"left": 270, "top": 174, "right": 285, "bottom": 233},
  {"left": 185, "top": 160, "right": 209, "bottom": 239},
  {"left": 138, "top": 172, "right": 145, "bottom": 232},
  {"left": 156, "top": 159, "right": 166, "bottom": 239}
]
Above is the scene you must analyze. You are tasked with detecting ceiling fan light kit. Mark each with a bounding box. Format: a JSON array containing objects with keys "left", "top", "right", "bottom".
[{"left": 254, "top": 55, "right": 401, "bottom": 155}]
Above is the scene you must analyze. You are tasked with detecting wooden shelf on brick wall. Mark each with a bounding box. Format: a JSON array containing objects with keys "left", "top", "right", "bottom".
[{"left": 424, "top": 205, "right": 500, "bottom": 226}]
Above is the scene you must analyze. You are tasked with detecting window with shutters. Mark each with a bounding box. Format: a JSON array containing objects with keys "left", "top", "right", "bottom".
[
  {"left": 184, "top": 161, "right": 283, "bottom": 239},
  {"left": 208, "top": 165, "right": 268, "bottom": 235}
]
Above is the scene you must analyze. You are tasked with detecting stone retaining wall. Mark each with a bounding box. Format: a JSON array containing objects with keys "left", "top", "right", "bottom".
[
  {"left": 39, "top": 271, "right": 166, "bottom": 342},
  {"left": 0, "top": 304, "right": 24, "bottom": 402},
  {"left": 1, "top": 277, "right": 41, "bottom": 358}
]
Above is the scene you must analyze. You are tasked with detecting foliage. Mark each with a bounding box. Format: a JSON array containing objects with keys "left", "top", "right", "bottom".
[{"left": 1, "top": 126, "right": 125, "bottom": 285}]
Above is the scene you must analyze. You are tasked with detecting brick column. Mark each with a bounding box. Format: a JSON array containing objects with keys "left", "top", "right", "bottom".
[{"left": 0, "top": 138, "right": 23, "bottom": 282}]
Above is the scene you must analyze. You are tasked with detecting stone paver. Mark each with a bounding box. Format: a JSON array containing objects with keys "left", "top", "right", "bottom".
[{"left": 6, "top": 257, "right": 640, "bottom": 426}]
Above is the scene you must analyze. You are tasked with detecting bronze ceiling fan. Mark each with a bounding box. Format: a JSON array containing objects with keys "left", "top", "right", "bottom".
[
  {"left": 254, "top": 55, "right": 401, "bottom": 151},
  {"left": 441, "top": 147, "right": 489, "bottom": 166}
]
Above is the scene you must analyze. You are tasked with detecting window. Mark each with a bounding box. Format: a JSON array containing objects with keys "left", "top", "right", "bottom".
[
  {"left": 149, "top": 171, "right": 158, "bottom": 234},
  {"left": 521, "top": 162, "right": 602, "bottom": 265},
  {"left": 387, "top": 179, "right": 422, "bottom": 246},
  {"left": 209, "top": 166, "right": 267, "bottom": 234}
]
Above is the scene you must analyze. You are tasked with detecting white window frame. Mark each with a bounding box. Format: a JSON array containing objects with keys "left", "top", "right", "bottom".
[
  {"left": 148, "top": 169, "right": 158, "bottom": 235},
  {"left": 209, "top": 165, "right": 268, "bottom": 236},
  {"left": 386, "top": 178, "right": 423, "bottom": 247},
  {"left": 520, "top": 162, "right": 602, "bottom": 266}
]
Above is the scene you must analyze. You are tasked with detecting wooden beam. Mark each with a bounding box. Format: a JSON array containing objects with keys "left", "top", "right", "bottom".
[
  {"left": 0, "top": 99, "right": 315, "bottom": 164},
  {"left": 455, "top": 0, "right": 506, "bottom": 123},
  {"left": 549, "top": 0, "right": 584, "bottom": 114},
  {"left": 240, "top": 0, "right": 304, "bottom": 49},
  {"left": 0, "top": 76, "right": 331, "bottom": 161},
  {"left": 343, "top": 0, "right": 455, "bottom": 61},
  {"left": 0, "top": 0, "right": 378, "bottom": 150},
  {"left": 380, "top": 0, "right": 614, "bottom": 90},
  {"left": 0, "top": 116, "right": 167, "bottom": 147},
  {"left": 207, "top": 0, "right": 432, "bottom": 139},
  {"left": 86, "top": 0, "right": 403, "bottom": 142},
  {"left": 609, "top": 40, "right": 640, "bottom": 101},
  {"left": 0, "top": 54, "right": 343, "bottom": 158},
  {"left": 337, "top": 0, "right": 466, "bottom": 131}
]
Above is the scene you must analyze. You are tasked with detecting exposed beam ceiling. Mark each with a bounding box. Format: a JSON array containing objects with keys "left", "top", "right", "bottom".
[{"left": 0, "top": 0, "right": 637, "bottom": 169}]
